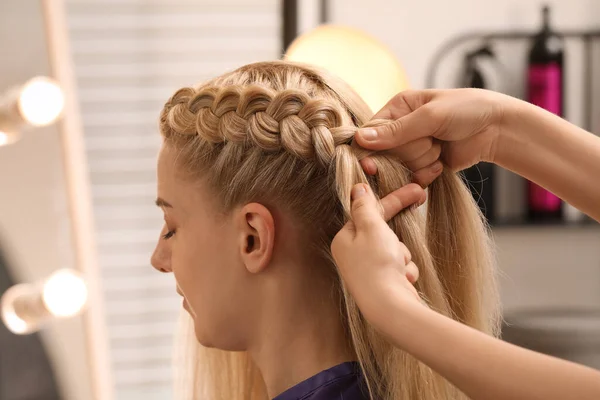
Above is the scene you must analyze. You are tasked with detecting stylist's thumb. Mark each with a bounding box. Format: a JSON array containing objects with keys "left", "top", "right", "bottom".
[{"left": 350, "top": 183, "right": 383, "bottom": 233}]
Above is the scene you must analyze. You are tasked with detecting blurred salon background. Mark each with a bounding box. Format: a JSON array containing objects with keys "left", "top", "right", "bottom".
[{"left": 0, "top": 0, "right": 599, "bottom": 399}]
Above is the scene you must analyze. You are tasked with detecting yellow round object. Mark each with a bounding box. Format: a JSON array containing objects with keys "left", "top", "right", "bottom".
[{"left": 285, "top": 24, "right": 410, "bottom": 113}]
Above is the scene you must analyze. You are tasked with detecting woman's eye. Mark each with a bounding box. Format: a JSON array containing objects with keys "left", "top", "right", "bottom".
[{"left": 162, "top": 229, "right": 176, "bottom": 240}]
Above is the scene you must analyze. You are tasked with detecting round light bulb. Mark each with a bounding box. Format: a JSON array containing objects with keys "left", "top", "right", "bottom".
[
  {"left": 0, "top": 130, "right": 21, "bottom": 147},
  {"left": 0, "top": 285, "right": 30, "bottom": 334},
  {"left": 285, "top": 24, "right": 410, "bottom": 113},
  {"left": 42, "top": 269, "right": 88, "bottom": 317},
  {"left": 0, "top": 131, "right": 10, "bottom": 146},
  {"left": 2, "top": 310, "right": 28, "bottom": 334},
  {"left": 18, "top": 77, "right": 65, "bottom": 126}
]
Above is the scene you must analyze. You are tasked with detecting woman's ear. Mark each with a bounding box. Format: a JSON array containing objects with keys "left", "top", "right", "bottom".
[{"left": 235, "top": 203, "right": 275, "bottom": 274}]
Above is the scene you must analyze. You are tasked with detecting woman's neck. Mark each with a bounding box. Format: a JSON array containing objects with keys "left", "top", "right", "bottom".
[{"left": 248, "top": 270, "right": 356, "bottom": 398}]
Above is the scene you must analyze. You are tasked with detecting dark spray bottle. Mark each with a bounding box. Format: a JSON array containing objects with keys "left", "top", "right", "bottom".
[
  {"left": 526, "top": 5, "right": 564, "bottom": 221},
  {"left": 461, "top": 44, "right": 496, "bottom": 223}
]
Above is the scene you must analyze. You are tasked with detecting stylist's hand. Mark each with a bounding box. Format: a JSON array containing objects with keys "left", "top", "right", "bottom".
[
  {"left": 357, "top": 88, "right": 512, "bottom": 186},
  {"left": 331, "top": 183, "right": 426, "bottom": 336}
]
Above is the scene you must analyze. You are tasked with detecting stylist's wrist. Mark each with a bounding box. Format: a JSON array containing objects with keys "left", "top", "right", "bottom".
[
  {"left": 489, "top": 95, "right": 537, "bottom": 169},
  {"left": 376, "top": 291, "right": 437, "bottom": 350}
]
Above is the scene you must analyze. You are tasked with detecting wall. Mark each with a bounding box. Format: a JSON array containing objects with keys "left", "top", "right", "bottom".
[
  {"left": 332, "top": 0, "right": 600, "bottom": 89},
  {"left": 330, "top": 0, "right": 600, "bottom": 313},
  {"left": 0, "top": 0, "right": 94, "bottom": 399}
]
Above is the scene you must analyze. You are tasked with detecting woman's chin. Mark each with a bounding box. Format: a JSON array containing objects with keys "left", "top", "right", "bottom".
[
  {"left": 192, "top": 321, "right": 219, "bottom": 348},
  {"left": 194, "top": 333, "right": 214, "bottom": 348},
  {"left": 193, "top": 323, "right": 246, "bottom": 351}
]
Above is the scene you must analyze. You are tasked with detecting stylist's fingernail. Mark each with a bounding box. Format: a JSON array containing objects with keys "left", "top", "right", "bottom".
[
  {"left": 431, "top": 161, "right": 443, "bottom": 173},
  {"left": 359, "top": 128, "right": 378, "bottom": 141},
  {"left": 360, "top": 158, "right": 377, "bottom": 175},
  {"left": 351, "top": 184, "right": 367, "bottom": 199}
]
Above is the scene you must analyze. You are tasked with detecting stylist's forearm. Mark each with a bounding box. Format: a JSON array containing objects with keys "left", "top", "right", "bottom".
[
  {"left": 495, "top": 101, "right": 600, "bottom": 222},
  {"left": 390, "top": 302, "right": 600, "bottom": 400}
]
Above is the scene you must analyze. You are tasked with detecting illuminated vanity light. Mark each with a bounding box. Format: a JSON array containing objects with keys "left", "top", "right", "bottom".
[
  {"left": 1, "top": 269, "right": 88, "bottom": 335},
  {"left": 0, "top": 130, "right": 21, "bottom": 147},
  {"left": 0, "top": 76, "right": 65, "bottom": 147},
  {"left": 0, "top": 131, "right": 10, "bottom": 147},
  {"left": 0, "top": 287, "right": 29, "bottom": 334},
  {"left": 18, "top": 77, "right": 65, "bottom": 126},
  {"left": 43, "top": 268, "right": 88, "bottom": 318}
]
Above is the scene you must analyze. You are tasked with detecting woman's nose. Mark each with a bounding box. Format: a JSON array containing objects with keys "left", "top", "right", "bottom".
[{"left": 151, "top": 226, "right": 172, "bottom": 273}]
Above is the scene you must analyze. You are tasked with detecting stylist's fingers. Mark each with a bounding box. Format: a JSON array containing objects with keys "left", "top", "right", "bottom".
[
  {"left": 359, "top": 138, "right": 438, "bottom": 177},
  {"left": 385, "top": 137, "right": 434, "bottom": 162},
  {"left": 349, "top": 183, "right": 385, "bottom": 232},
  {"left": 360, "top": 157, "right": 378, "bottom": 175},
  {"left": 405, "top": 141, "right": 442, "bottom": 171},
  {"left": 371, "top": 89, "right": 437, "bottom": 120},
  {"left": 412, "top": 162, "right": 444, "bottom": 187},
  {"left": 380, "top": 183, "right": 426, "bottom": 221},
  {"left": 361, "top": 157, "right": 443, "bottom": 188},
  {"left": 356, "top": 106, "right": 439, "bottom": 150}
]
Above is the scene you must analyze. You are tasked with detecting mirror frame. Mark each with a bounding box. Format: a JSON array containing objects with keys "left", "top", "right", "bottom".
[{"left": 41, "top": 0, "right": 114, "bottom": 399}]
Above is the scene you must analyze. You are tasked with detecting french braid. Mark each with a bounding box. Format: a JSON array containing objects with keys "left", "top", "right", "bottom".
[{"left": 161, "top": 85, "right": 366, "bottom": 168}]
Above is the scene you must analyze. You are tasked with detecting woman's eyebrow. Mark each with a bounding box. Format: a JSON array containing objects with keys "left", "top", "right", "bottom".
[{"left": 155, "top": 197, "right": 173, "bottom": 208}]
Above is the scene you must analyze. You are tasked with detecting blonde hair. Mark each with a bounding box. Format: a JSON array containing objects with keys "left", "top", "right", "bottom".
[{"left": 160, "top": 61, "right": 500, "bottom": 400}]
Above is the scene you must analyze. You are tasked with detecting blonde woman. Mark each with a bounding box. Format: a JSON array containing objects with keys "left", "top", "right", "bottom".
[
  {"left": 150, "top": 60, "right": 597, "bottom": 399},
  {"left": 152, "top": 60, "right": 498, "bottom": 400}
]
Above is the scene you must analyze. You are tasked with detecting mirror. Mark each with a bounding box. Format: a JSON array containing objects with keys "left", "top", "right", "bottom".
[
  {"left": 2, "top": 1, "right": 287, "bottom": 399},
  {"left": 0, "top": 0, "right": 110, "bottom": 399}
]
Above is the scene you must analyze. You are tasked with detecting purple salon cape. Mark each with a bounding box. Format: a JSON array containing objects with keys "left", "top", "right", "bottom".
[{"left": 272, "top": 362, "right": 369, "bottom": 400}]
